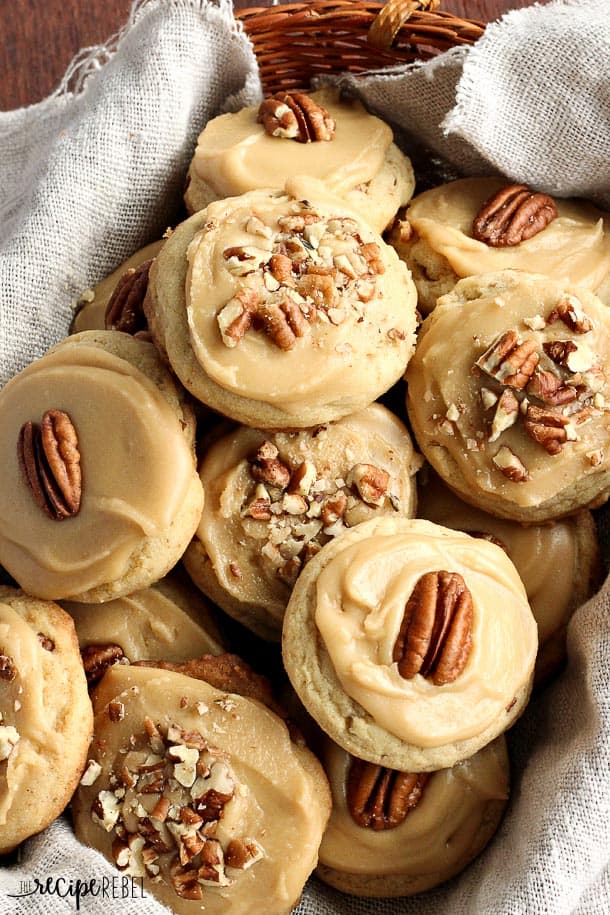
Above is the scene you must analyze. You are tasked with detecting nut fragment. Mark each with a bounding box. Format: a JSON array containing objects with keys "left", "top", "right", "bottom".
[
  {"left": 105, "top": 260, "right": 152, "bottom": 334},
  {"left": 488, "top": 389, "right": 519, "bottom": 442},
  {"left": 248, "top": 442, "right": 291, "bottom": 489},
  {"left": 18, "top": 410, "right": 82, "bottom": 520},
  {"left": 0, "top": 655, "right": 16, "bottom": 681},
  {"left": 348, "top": 463, "right": 389, "bottom": 506},
  {"left": 492, "top": 446, "right": 530, "bottom": 481},
  {"left": 393, "top": 571, "right": 473, "bottom": 686},
  {"left": 257, "top": 92, "right": 336, "bottom": 142},
  {"left": 527, "top": 369, "right": 576, "bottom": 406},
  {"left": 547, "top": 296, "right": 593, "bottom": 334},
  {"left": 523, "top": 404, "right": 569, "bottom": 455},
  {"left": 81, "top": 643, "right": 126, "bottom": 687},
  {"left": 472, "top": 183, "right": 558, "bottom": 246},
  {"left": 346, "top": 758, "right": 429, "bottom": 830},
  {"left": 476, "top": 331, "right": 539, "bottom": 389}
]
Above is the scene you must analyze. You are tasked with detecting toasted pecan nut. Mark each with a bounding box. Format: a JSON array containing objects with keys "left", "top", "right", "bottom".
[
  {"left": 523, "top": 403, "right": 569, "bottom": 455},
  {"left": 105, "top": 260, "right": 152, "bottom": 334},
  {"left": 527, "top": 369, "right": 577, "bottom": 406},
  {"left": 465, "top": 530, "right": 509, "bottom": 553},
  {"left": 81, "top": 643, "right": 126, "bottom": 686},
  {"left": 248, "top": 441, "right": 291, "bottom": 489},
  {"left": 0, "top": 654, "right": 16, "bottom": 681},
  {"left": 393, "top": 570, "right": 473, "bottom": 686},
  {"left": 257, "top": 91, "right": 336, "bottom": 143},
  {"left": 547, "top": 296, "right": 593, "bottom": 334},
  {"left": 472, "top": 183, "right": 558, "bottom": 247},
  {"left": 476, "top": 330, "right": 539, "bottom": 389},
  {"left": 346, "top": 758, "right": 429, "bottom": 830},
  {"left": 17, "top": 409, "right": 82, "bottom": 520},
  {"left": 492, "top": 446, "right": 530, "bottom": 481}
]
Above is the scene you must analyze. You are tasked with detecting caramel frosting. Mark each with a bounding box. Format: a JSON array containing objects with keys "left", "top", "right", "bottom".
[
  {"left": 192, "top": 89, "right": 392, "bottom": 203},
  {"left": 417, "top": 472, "right": 589, "bottom": 648},
  {"left": 0, "top": 337, "right": 194, "bottom": 599},
  {"left": 319, "top": 735, "right": 508, "bottom": 878},
  {"left": 73, "top": 665, "right": 330, "bottom": 915},
  {"left": 314, "top": 517, "right": 537, "bottom": 747},
  {"left": 185, "top": 180, "right": 416, "bottom": 417},
  {"left": 192, "top": 405, "right": 422, "bottom": 632},
  {"left": 407, "top": 178, "right": 610, "bottom": 297},
  {"left": 406, "top": 272, "right": 610, "bottom": 515}
]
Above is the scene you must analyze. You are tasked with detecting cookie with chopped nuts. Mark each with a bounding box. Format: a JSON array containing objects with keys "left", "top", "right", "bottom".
[
  {"left": 0, "top": 330, "right": 203, "bottom": 602},
  {"left": 417, "top": 470, "right": 602, "bottom": 685},
  {"left": 72, "top": 661, "right": 331, "bottom": 914},
  {"left": 282, "top": 516, "right": 537, "bottom": 771},
  {"left": 184, "top": 88, "right": 415, "bottom": 235},
  {"left": 182, "top": 404, "right": 422, "bottom": 640},
  {"left": 144, "top": 179, "right": 417, "bottom": 429},
  {"left": 406, "top": 270, "right": 610, "bottom": 522},
  {"left": 316, "top": 733, "right": 509, "bottom": 897},
  {"left": 0, "top": 586, "right": 93, "bottom": 853},
  {"left": 389, "top": 178, "right": 610, "bottom": 313},
  {"left": 63, "top": 573, "right": 226, "bottom": 686}
]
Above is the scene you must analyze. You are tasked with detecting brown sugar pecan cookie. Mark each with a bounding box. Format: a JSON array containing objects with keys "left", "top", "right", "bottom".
[
  {"left": 145, "top": 178, "right": 418, "bottom": 429},
  {"left": 282, "top": 516, "right": 537, "bottom": 772},
  {"left": 406, "top": 271, "right": 610, "bottom": 522},
  {"left": 183, "top": 404, "right": 422, "bottom": 640}
]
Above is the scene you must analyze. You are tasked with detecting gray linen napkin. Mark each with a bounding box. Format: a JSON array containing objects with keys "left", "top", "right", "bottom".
[{"left": 1, "top": 0, "right": 609, "bottom": 912}]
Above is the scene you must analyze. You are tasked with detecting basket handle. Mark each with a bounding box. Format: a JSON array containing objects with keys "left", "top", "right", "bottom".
[{"left": 368, "top": 0, "right": 441, "bottom": 50}]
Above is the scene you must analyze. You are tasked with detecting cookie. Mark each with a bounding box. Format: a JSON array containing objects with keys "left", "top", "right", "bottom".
[
  {"left": 316, "top": 734, "right": 509, "bottom": 897},
  {"left": 389, "top": 178, "right": 610, "bottom": 313},
  {"left": 183, "top": 404, "right": 422, "bottom": 640},
  {"left": 417, "top": 470, "right": 602, "bottom": 685},
  {"left": 0, "top": 331, "right": 203, "bottom": 602},
  {"left": 145, "top": 178, "right": 417, "bottom": 429},
  {"left": 71, "top": 240, "right": 164, "bottom": 334},
  {"left": 282, "top": 516, "right": 537, "bottom": 772},
  {"left": 72, "top": 662, "right": 331, "bottom": 914},
  {"left": 184, "top": 88, "right": 415, "bottom": 235},
  {"left": 63, "top": 573, "right": 225, "bottom": 685},
  {"left": 0, "top": 586, "right": 93, "bottom": 854},
  {"left": 406, "top": 271, "right": 610, "bottom": 521}
]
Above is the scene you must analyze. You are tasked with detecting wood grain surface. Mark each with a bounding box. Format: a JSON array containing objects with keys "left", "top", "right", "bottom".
[{"left": 1, "top": 1, "right": 540, "bottom": 111}]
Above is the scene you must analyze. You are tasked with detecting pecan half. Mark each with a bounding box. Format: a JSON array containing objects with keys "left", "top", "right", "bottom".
[
  {"left": 18, "top": 410, "right": 82, "bottom": 520},
  {"left": 523, "top": 404, "right": 569, "bottom": 455},
  {"left": 476, "top": 331, "right": 539, "bottom": 389},
  {"left": 346, "top": 757, "right": 429, "bottom": 830},
  {"left": 472, "top": 184, "right": 558, "bottom": 246},
  {"left": 257, "top": 92, "right": 336, "bottom": 142},
  {"left": 81, "top": 643, "right": 126, "bottom": 686},
  {"left": 527, "top": 369, "right": 576, "bottom": 406},
  {"left": 393, "top": 571, "right": 473, "bottom": 686},
  {"left": 104, "top": 260, "right": 152, "bottom": 334}
]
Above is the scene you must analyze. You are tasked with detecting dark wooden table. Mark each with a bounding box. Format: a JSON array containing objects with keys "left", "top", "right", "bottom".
[{"left": 1, "top": 1, "right": 539, "bottom": 111}]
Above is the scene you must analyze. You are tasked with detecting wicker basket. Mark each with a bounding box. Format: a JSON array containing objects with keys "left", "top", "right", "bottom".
[{"left": 235, "top": 0, "right": 485, "bottom": 94}]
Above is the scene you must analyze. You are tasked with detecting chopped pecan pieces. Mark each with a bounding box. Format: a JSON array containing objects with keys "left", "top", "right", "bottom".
[
  {"left": 257, "top": 92, "right": 336, "bottom": 142},
  {"left": 37, "top": 633, "right": 55, "bottom": 651},
  {"left": 527, "top": 369, "right": 576, "bottom": 405},
  {"left": 105, "top": 260, "right": 152, "bottom": 335},
  {"left": 0, "top": 655, "right": 16, "bottom": 681},
  {"left": 18, "top": 410, "right": 82, "bottom": 520},
  {"left": 472, "top": 183, "right": 558, "bottom": 246},
  {"left": 492, "top": 446, "right": 530, "bottom": 481},
  {"left": 489, "top": 389, "right": 519, "bottom": 442},
  {"left": 476, "top": 331, "right": 539, "bottom": 389},
  {"left": 393, "top": 571, "right": 473, "bottom": 686},
  {"left": 348, "top": 463, "right": 389, "bottom": 506},
  {"left": 346, "top": 758, "right": 429, "bottom": 830},
  {"left": 547, "top": 296, "right": 593, "bottom": 333},
  {"left": 248, "top": 442, "right": 291, "bottom": 489},
  {"left": 543, "top": 339, "right": 578, "bottom": 368},
  {"left": 523, "top": 404, "right": 569, "bottom": 455},
  {"left": 216, "top": 288, "right": 259, "bottom": 348}
]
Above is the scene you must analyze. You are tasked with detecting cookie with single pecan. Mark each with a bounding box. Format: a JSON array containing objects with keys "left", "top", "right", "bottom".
[
  {"left": 388, "top": 177, "right": 610, "bottom": 313},
  {"left": 406, "top": 270, "right": 610, "bottom": 522},
  {"left": 282, "top": 516, "right": 537, "bottom": 771}
]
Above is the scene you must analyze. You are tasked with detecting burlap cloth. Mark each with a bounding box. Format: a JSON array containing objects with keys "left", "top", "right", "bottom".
[{"left": 0, "top": 0, "right": 609, "bottom": 912}]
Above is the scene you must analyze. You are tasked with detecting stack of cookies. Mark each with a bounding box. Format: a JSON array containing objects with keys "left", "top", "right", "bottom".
[{"left": 0, "top": 87, "right": 608, "bottom": 913}]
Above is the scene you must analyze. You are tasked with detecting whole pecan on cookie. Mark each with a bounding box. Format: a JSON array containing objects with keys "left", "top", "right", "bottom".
[
  {"left": 257, "top": 92, "right": 336, "bottom": 142},
  {"left": 523, "top": 403, "right": 570, "bottom": 455},
  {"left": 346, "top": 757, "right": 429, "bottom": 830},
  {"left": 17, "top": 409, "right": 81, "bottom": 520},
  {"left": 393, "top": 570, "right": 473, "bottom": 686},
  {"left": 472, "top": 183, "right": 558, "bottom": 247},
  {"left": 105, "top": 259, "right": 152, "bottom": 335}
]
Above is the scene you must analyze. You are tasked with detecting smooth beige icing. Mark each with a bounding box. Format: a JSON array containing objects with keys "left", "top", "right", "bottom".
[
  {"left": 193, "top": 89, "right": 392, "bottom": 200},
  {"left": 185, "top": 180, "right": 416, "bottom": 415},
  {"left": 407, "top": 178, "right": 610, "bottom": 295},
  {"left": 0, "top": 343, "right": 193, "bottom": 599},
  {"left": 314, "top": 517, "right": 537, "bottom": 747},
  {"left": 407, "top": 272, "right": 610, "bottom": 508},
  {"left": 195, "top": 405, "right": 421, "bottom": 626},
  {"left": 319, "top": 735, "right": 508, "bottom": 875},
  {"left": 74, "top": 665, "right": 328, "bottom": 915},
  {"left": 417, "top": 474, "right": 580, "bottom": 645}
]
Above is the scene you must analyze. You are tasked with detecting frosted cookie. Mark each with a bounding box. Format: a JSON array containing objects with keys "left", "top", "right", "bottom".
[
  {"left": 145, "top": 178, "right": 417, "bottom": 429},
  {"left": 183, "top": 405, "right": 421, "bottom": 640},
  {"left": 0, "top": 586, "right": 93, "bottom": 854},
  {"left": 317, "top": 734, "right": 509, "bottom": 897},
  {"left": 389, "top": 178, "right": 610, "bottom": 313},
  {"left": 71, "top": 240, "right": 164, "bottom": 334},
  {"left": 406, "top": 271, "right": 610, "bottom": 522},
  {"left": 417, "top": 471, "right": 602, "bottom": 685},
  {"left": 184, "top": 88, "right": 414, "bottom": 234},
  {"left": 72, "top": 662, "right": 331, "bottom": 914},
  {"left": 63, "top": 574, "right": 225, "bottom": 686},
  {"left": 0, "top": 331, "right": 203, "bottom": 602},
  {"left": 282, "top": 516, "right": 537, "bottom": 772}
]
